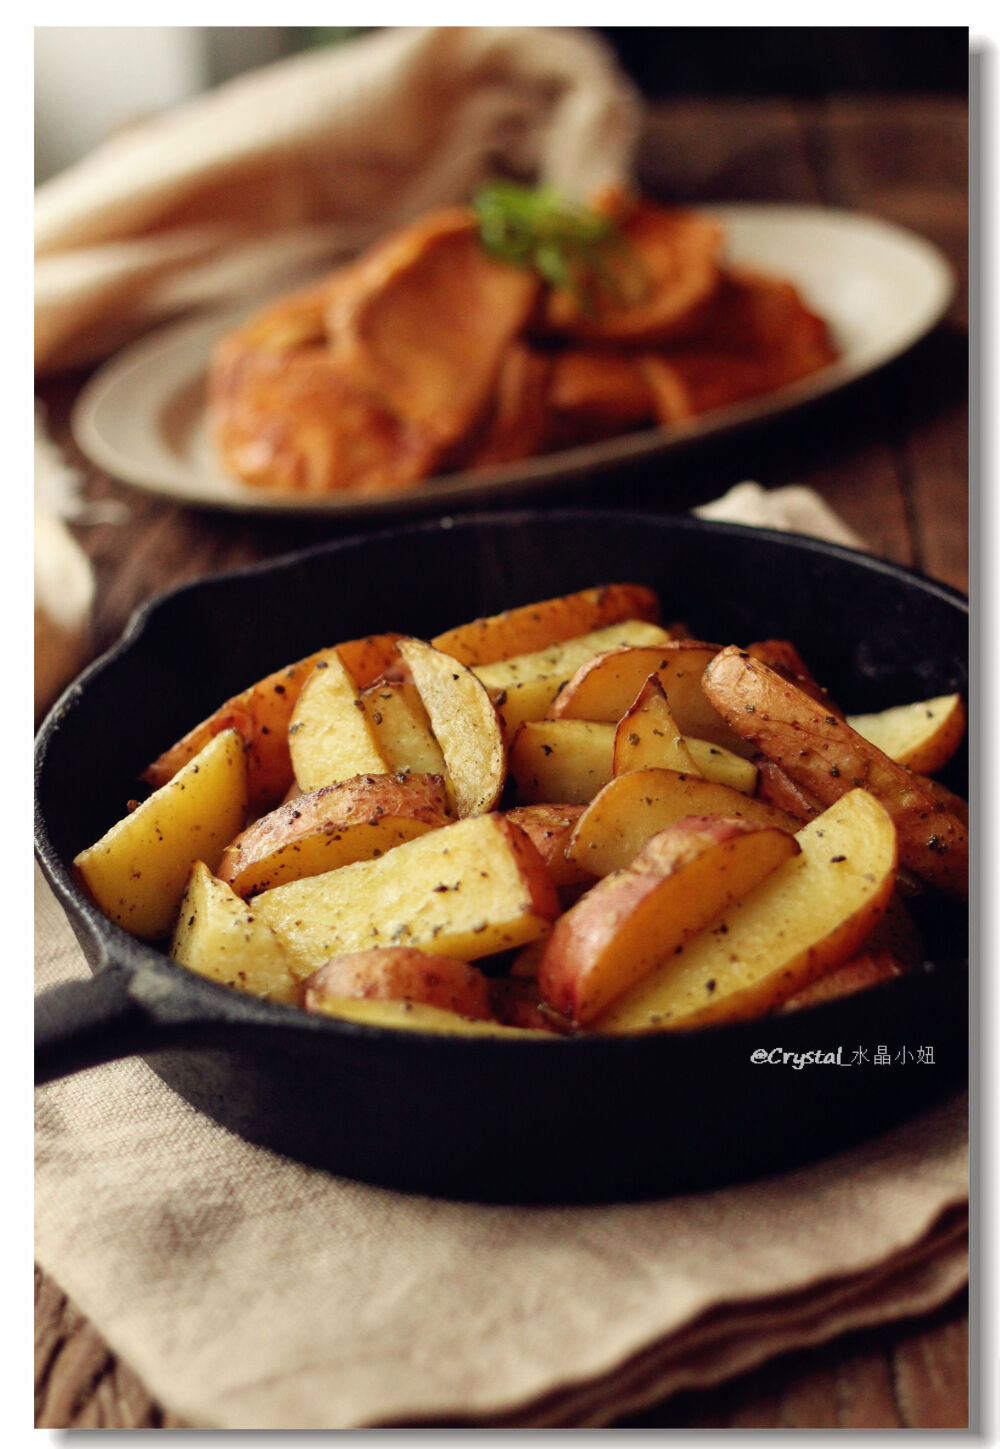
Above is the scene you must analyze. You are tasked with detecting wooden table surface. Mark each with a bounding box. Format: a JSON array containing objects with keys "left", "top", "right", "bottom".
[{"left": 35, "top": 95, "right": 969, "bottom": 1429}]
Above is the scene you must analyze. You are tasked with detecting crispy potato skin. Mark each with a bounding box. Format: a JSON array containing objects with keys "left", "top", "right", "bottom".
[
  {"left": 539, "top": 817, "right": 799, "bottom": 1025},
  {"left": 431, "top": 583, "right": 660, "bottom": 668},
  {"left": 303, "top": 948, "right": 494, "bottom": 1019},
  {"left": 217, "top": 772, "right": 450, "bottom": 896},
  {"left": 505, "top": 805, "right": 591, "bottom": 887},
  {"left": 702, "top": 648, "right": 968, "bottom": 899},
  {"left": 754, "top": 757, "right": 824, "bottom": 821},
  {"left": 747, "top": 640, "right": 845, "bottom": 719}
]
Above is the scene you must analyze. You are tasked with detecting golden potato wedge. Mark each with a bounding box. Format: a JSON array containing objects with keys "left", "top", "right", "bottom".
[
  {"left": 75, "top": 729, "right": 248, "bottom": 939},
  {"left": 847, "top": 694, "right": 966, "bottom": 776},
  {"left": 505, "top": 804, "right": 591, "bottom": 886},
  {"left": 548, "top": 641, "right": 754, "bottom": 757},
  {"left": 509, "top": 719, "right": 616, "bottom": 805},
  {"left": 302, "top": 948, "right": 493, "bottom": 1018},
  {"left": 398, "top": 638, "right": 506, "bottom": 816},
  {"left": 595, "top": 790, "right": 898, "bottom": 1033},
  {"left": 474, "top": 620, "right": 674, "bottom": 742},
  {"left": 253, "top": 813, "right": 560, "bottom": 978},
  {"left": 171, "top": 862, "right": 299, "bottom": 1003},
  {"left": 567, "top": 767, "right": 801, "bottom": 877},
  {"left": 431, "top": 583, "right": 660, "bottom": 668},
  {"left": 781, "top": 951, "right": 909, "bottom": 1011},
  {"left": 612, "top": 675, "right": 701, "bottom": 777},
  {"left": 683, "top": 738, "right": 757, "bottom": 794},
  {"left": 303, "top": 995, "right": 552, "bottom": 1037},
  {"left": 289, "top": 653, "right": 387, "bottom": 792},
  {"left": 217, "top": 771, "right": 450, "bottom": 896},
  {"left": 702, "top": 647, "right": 968, "bottom": 898},
  {"left": 142, "top": 648, "right": 335, "bottom": 813},
  {"left": 362, "top": 680, "right": 448, "bottom": 778},
  {"left": 540, "top": 817, "right": 799, "bottom": 1025}
]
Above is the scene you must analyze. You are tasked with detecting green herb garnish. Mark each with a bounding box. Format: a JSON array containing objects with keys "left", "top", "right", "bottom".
[{"left": 472, "top": 182, "right": 645, "bottom": 311}]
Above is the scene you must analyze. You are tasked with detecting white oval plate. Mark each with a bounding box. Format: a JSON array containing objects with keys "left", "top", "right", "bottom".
[{"left": 71, "top": 205, "right": 954, "bottom": 517}]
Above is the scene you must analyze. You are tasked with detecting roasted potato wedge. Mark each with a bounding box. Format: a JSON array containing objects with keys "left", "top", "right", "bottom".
[
  {"left": 595, "top": 790, "right": 898, "bottom": 1032},
  {"left": 361, "top": 681, "right": 448, "bottom": 778},
  {"left": 431, "top": 583, "right": 660, "bottom": 667},
  {"left": 75, "top": 729, "right": 248, "bottom": 939},
  {"left": 303, "top": 995, "right": 552, "bottom": 1037},
  {"left": 847, "top": 694, "right": 966, "bottom": 776},
  {"left": 217, "top": 772, "right": 450, "bottom": 896},
  {"left": 548, "top": 641, "right": 753, "bottom": 757},
  {"left": 398, "top": 638, "right": 506, "bottom": 816},
  {"left": 172, "top": 862, "right": 299, "bottom": 1003},
  {"left": 303, "top": 948, "right": 493, "bottom": 1018},
  {"left": 252, "top": 813, "right": 559, "bottom": 978},
  {"left": 505, "top": 805, "right": 591, "bottom": 887},
  {"left": 611, "top": 674, "right": 701, "bottom": 777},
  {"left": 289, "top": 652, "right": 387, "bottom": 792},
  {"left": 567, "top": 767, "right": 801, "bottom": 877},
  {"left": 702, "top": 647, "right": 968, "bottom": 898},
  {"left": 539, "top": 817, "right": 799, "bottom": 1025}
]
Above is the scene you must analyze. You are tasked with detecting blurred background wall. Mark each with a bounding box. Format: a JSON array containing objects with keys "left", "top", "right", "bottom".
[{"left": 34, "top": 26, "right": 969, "bottom": 185}]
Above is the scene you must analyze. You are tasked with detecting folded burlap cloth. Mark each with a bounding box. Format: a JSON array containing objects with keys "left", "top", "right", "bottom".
[
  {"left": 34, "top": 485, "right": 968, "bottom": 1429},
  {"left": 34, "top": 25, "right": 641, "bottom": 376}
]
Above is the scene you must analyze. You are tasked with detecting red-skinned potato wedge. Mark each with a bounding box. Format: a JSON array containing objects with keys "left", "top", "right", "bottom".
[
  {"left": 747, "top": 640, "right": 845, "bottom": 719},
  {"left": 505, "top": 805, "right": 592, "bottom": 886},
  {"left": 252, "top": 813, "right": 559, "bottom": 978},
  {"left": 702, "top": 648, "right": 968, "bottom": 898},
  {"left": 302, "top": 948, "right": 493, "bottom": 1019},
  {"left": 847, "top": 694, "right": 966, "bottom": 777},
  {"left": 509, "top": 720, "right": 615, "bottom": 805},
  {"left": 431, "top": 583, "right": 660, "bottom": 668},
  {"left": 398, "top": 638, "right": 506, "bottom": 816},
  {"left": 217, "top": 771, "right": 450, "bottom": 896},
  {"left": 336, "top": 632, "right": 405, "bottom": 689},
  {"left": 548, "top": 641, "right": 754, "bottom": 758},
  {"left": 289, "top": 651, "right": 387, "bottom": 792},
  {"left": 473, "top": 620, "right": 674, "bottom": 742},
  {"left": 781, "top": 951, "right": 909, "bottom": 1011},
  {"left": 75, "top": 729, "right": 248, "bottom": 939},
  {"left": 539, "top": 816, "right": 799, "bottom": 1025},
  {"left": 142, "top": 648, "right": 335, "bottom": 813},
  {"left": 595, "top": 789, "right": 898, "bottom": 1033},
  {"left": 567, "top": 767, "right": 801, "bottom": 878},
  {"left": 172, "top": 862, "right": 300, "bottom": 1004}
]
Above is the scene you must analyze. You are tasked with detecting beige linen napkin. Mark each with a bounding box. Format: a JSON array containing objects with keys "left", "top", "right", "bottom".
[
  {"left": 34, "top": 26, "right": 641, "bottom": 375},
  {"left": 34, "top": 487, "right": 967, "bottom": 1429}
]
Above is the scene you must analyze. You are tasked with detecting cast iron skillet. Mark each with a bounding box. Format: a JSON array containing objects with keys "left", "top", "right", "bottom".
[{"left": 35, "top": 510, "right": 969, "bottom": 1203}]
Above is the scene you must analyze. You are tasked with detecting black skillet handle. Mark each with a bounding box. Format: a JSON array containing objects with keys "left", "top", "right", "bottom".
[{"left": 35, "top": 966, "right": 162, "bottom": 1085}]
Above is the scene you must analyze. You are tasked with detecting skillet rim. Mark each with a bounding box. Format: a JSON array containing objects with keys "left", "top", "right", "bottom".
[{"left": 34, "top": 507, "right": 969, "bottom": 1054}]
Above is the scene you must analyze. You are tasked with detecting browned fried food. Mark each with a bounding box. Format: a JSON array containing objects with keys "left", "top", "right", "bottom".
[
  {"left": 451, "top": 343, "right": 554, "bottom": 470},
  {"left": 545, "top": 349, "right": 656, "bottom": 447},
  {"left": 543, "top": 200, "right": 724, "bottom": 345},
  {"left": 326, "top": 208, "right": 540, "bottom": 444},
  {"left": 642, "top": 268, "right": 838, "bottom": 422}
]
